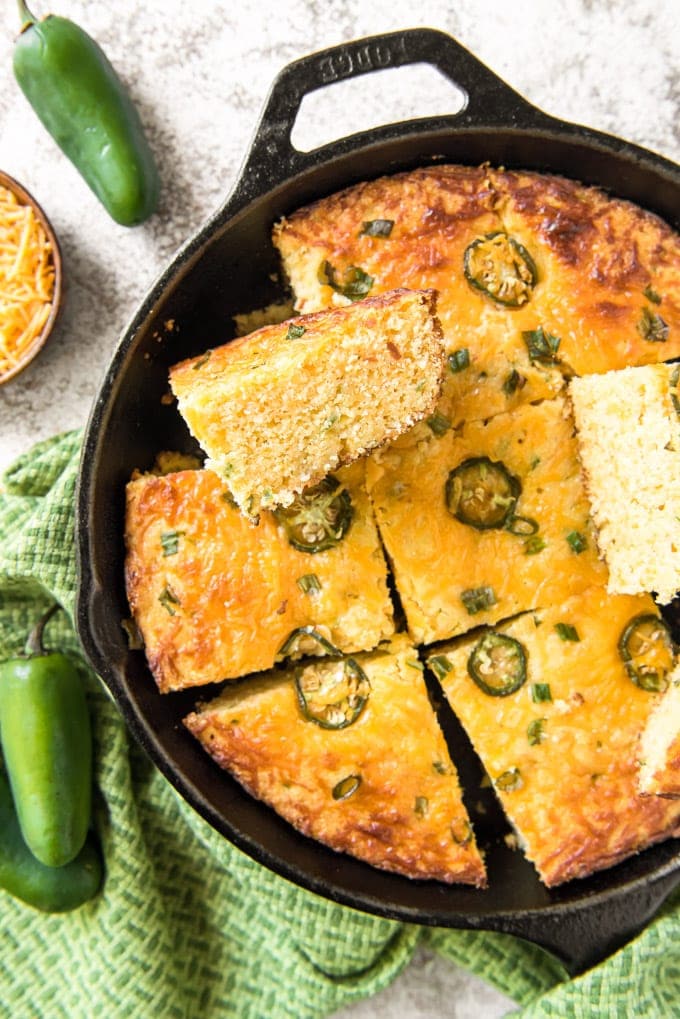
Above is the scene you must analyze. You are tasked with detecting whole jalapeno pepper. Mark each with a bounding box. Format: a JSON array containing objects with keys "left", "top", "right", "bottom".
[
  {"left": 0, "top": 604, "right": 92, "bottom": 868},
  {"left": 13, "top": 0, "right": 160, "bottom": 226},
  {"left": 0, "top": 765, "right": 102, "bottom": 912}
]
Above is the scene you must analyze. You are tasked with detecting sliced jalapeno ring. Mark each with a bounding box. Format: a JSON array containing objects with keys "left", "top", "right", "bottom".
[
  {"left": 295, "top": 656, "right": 371, "bottom": 730},
  {"left": 463, "top": 232, "right": 538, "bottom": 307},
  {"left": 618, "top": 613, "right": 674, "bottom": 692},
  {"left": 445, "top": 456, "right": 522, "bottom": 530},
  {"left": 274, "top": 475, "right": 353, "bottom": 553},
  {"left": 468, "top": 632, "right": 528, "bottom": 697}
]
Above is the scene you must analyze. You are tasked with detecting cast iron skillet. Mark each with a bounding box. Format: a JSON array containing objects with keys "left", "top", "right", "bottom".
[{"left": 76, "top": 28, "right": 680, "bottom": 974}]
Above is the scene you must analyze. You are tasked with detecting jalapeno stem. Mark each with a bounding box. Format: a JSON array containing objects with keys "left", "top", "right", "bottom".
[
  {"left": 17, "top": 0, "right": 36, "bottom": 30},
  {"left": 25, "top": 603, "right": 60, "bottom": 657}
]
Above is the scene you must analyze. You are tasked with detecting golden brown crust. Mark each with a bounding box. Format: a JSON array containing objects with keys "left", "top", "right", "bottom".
[
  {"left": 429, "top": 586, "right": 680, "bottom": 886},
  {"left": 491, "top": 168, "right": 680, "bottom": 374},
  {"left": 184, "top": 634, "right": 486, "bottom": 885},
  {"left": 125, "top": 464, "right": 394, "bottom": 691}
]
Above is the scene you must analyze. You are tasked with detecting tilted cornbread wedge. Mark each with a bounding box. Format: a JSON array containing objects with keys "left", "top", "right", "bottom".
[
  {"left": 124, "top": 463, "right": 394, "bottom": 692},
  {"left": 638, "top": 664, "right": 680, "bottom": 798},
  {"left": 273, "top": 164, "right": 565, "bottom": 429},
  {"left": 184, "top": 634, "right": 486, "bottom": 885},
  {"left": 365, "top": 394, "right": 607, "bottom": 644},
  {"left": 426, "top": 585, "right": 680, "bottom": 886},
  {"left": 169, "top": 288, "right": 445, "bottom": 515},
  {"left": 491, "top": 168, "right": 680, "bottom": 375},
  {"left": 569, "top": 363, "right": 680, "bottom": 604}
]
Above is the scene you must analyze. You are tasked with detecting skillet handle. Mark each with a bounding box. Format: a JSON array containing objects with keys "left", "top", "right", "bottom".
[
  {"left": 229, "top": 28, "right": 544, "bottom": 207},
  {"left": 503, "top": 865, "right": 680, "bottom": 976}
]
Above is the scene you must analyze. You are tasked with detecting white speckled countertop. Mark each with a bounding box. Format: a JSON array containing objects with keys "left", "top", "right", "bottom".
[{"left": 1, "top": 1, "right": 678, "bottom": 1015}]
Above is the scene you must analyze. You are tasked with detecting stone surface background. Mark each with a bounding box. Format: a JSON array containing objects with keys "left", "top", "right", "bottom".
[{"left": 1, "top": 2, "right": 678, "bottom": 1015}]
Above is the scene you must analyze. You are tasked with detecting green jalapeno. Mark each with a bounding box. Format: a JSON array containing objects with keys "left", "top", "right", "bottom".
[
  {"left": 618, "top": 613, "right": 674, "bottom": 693},
  {"left": 295, "top": 656, "right": 371, "bottom": 730},
  {"left": 468, "top": 631, "right": 528, "bottom": 697},
  {"left": 13, "top": 1, "right": 160, "bottom": 226},
  {"left": 0, "top": 605, "right": 93, "bottom": 867},
  {"left": 463, "top": 232, "right": 538, "bottom": 306},
  {"left": 274, "top": 475, "right": 353, "bottom": 553},
  {"left": 0, "top": 766, "right": 102, "bottom": 912}
]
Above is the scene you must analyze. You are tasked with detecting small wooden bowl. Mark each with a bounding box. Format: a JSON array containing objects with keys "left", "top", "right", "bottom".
[{"left": 0, "top": 169, "right": 63, "bottom": 385}]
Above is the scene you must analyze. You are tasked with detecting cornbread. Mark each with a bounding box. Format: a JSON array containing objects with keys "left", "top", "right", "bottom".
[
  {"left": 0, "top": 182, "right": 55, "bottom": 380},
  {"left": 169, "top": 287, "right": 445, "bottom": 515},
  {"left": 570, "top": 363, "right": 680, "bottom": 604},
  {"left": 184, "top": 634, "right": 486, "bottom": 885},
  {"left": 273, "top": 164, "right": 565, "bottom": 429},
  {"left": 638, "top": 664, "right": 680, "bottom": 798},
  {"left": 493, "top": 169, "right": 680, "bottom": 375},
  {"left": 124, "top": 462, "right": 394, "bottom": 692},
  {"left": 427, "top": 585, "right": 680, "bottom": 886},
  {"left": 365, "top": 395, "right": 607, "bottom": 644}
]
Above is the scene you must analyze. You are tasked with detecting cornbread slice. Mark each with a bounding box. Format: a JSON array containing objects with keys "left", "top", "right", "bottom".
[
  {"left": 184, "top": 634, "right": 486, "bottom": 885},
  {"left": 365, "top": 395, "right": 607, "bottom": 644},
  {"left": 273, "top": 164, "right": 564, "bottom": 430},
  {"left": 169, "top": 288, "right": 445, "bottom": 515},
  {"left": 426, "top": 585, "right": 680, "bottom": 886},
  {"left": 124, "top": 462, "right": 394, "bottom": 692},
  {"left": 492, "top": 168, "right": 680, "bottom": 375},
  {"left": 569, "top": 363, "right": 680, "bottom": 604},
  {"left": 639, "top": 665, "right": 680, "bottom": 798}
]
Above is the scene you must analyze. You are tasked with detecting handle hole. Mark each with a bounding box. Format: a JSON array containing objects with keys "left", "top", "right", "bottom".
[{"left": 290, "top": 63, "right": 466, "bottom": 153}]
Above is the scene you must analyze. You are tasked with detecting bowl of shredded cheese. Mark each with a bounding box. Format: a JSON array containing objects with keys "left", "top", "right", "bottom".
[{"left": 0, "top": 170, "right": 62, "bottom": 384}]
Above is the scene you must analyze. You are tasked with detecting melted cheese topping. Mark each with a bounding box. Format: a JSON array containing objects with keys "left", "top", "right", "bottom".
[{"left": 0, "top": 184, "right": 55, "bottom": 379}]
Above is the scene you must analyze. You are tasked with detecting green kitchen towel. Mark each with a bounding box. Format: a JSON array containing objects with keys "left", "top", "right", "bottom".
[{"left": 1, "top": 430, "right": 678, "bottom": 1019}]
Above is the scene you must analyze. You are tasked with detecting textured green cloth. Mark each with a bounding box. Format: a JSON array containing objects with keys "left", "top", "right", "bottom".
[{"left": 1, "top": 430, "right": 678, "bottom": 1018}]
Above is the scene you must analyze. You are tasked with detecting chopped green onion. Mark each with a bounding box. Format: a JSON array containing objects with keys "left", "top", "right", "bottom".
[
  {"left": 522, "top": 326, "right": 561, "bottom": 363},
  {"left": 638, "top": 307, "right": 669, "bottom": 342},
  {"left": 527, "top": 718, "right": 546, "bottom": 746},
  {"left": 495, "top": 767, "right": 523, "bottom": 791},
  {"left": 451, "top": 819, "right": 473, "bottom": 845},
  {"left": 360, "top": 218, "right": 394, "bottom": 237},
  {"left": 414, "top": 796, "right": 429, "bottom": 817},
  {"left": 555, "top": 622, "right": 580, "bottom": 642},
  {"left": 296, "top": 573, "right": 321, "bottom": 595},
  {"left": 566, "top": 530, "right": 587, "bottom": 553},
  {"left": 332, "top": 775, "right": 362, "bottom": 800},
  {"left": 192, "top": 350, "right": 212, "bottom": 370},
  {"left": 426, "top": 411, "right": 451, "bottom": 437},
  {"left": 531, "top": 682, "right": 552, "bottom": 703},
  {"left": 448, "top": 348, "right": 470, "bottom": 373},
  {"left": 429, "top": 655, "right": 453, "bottom": 681},
  {"left": 158, "top": 584, "right": 181, "bottom": 615},
  {"left": 643, "top": 284, "right": 662, "bottom": 305},
  {"left": 461, "top": 585, "right": 497, "bottom": 615},
  {"left": 318, "top": 260, "right": 374, "bottom": 302},
  {"left": 160, "top": 530, "right": 184, "bottom": 557},
  {"left": 433, "top": 760, "right": 451, "bottom": 776},
  {"left": 406, "top": 658, "right": 424, "bottom": 671},
  {"left": 502, "top": 369, "right": 526, "bottom": 395},
  {"left": 286, "top": 323, "right": 306, "bottom": 340},
  {"left": 523, "top": 534, "right": 546, "bottom": 555}
]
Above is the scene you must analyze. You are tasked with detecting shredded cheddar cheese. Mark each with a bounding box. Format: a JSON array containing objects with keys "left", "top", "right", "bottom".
[{"left": 0, "top": 183, "right": 55, "bottom": 380}]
